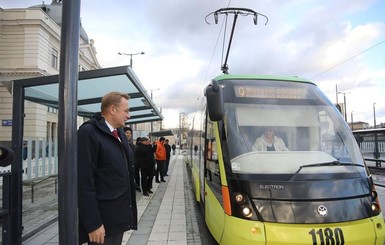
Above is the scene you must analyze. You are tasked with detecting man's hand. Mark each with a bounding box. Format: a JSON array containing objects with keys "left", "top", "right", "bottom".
[{"left": 88, "top": 225, "right": 105, "bottom": 244}]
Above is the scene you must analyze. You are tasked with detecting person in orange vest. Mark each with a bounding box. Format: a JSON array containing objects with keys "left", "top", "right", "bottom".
[{"left": 154, "top": 137, "right": 166, "bottom": 183}]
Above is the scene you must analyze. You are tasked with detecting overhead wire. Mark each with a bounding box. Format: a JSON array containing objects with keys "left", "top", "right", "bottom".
[{"left": 311, "top": 39, "right": 385, "bottom": 79}]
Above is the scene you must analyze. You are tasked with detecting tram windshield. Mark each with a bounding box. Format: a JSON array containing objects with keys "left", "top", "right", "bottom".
[{"left": 222, "top": 79, "right": 365, "bottom": 176}]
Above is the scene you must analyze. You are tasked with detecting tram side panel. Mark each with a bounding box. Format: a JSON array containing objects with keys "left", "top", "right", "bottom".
[
  {"left": 204, "top": 122, "right": 226, "bottom": 242},
  {"left": 187, "top": 114, "right": 227, "bottom": 243}
]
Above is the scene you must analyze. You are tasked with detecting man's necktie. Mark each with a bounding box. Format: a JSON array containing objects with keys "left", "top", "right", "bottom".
[{"left": 112, "top": 129, "right": 120, "bottom": 140}]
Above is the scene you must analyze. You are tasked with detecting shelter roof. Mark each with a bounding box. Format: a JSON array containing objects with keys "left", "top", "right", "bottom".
[
  {"left": 14, "top": 65, "right": 163, "bottom": 124},
  {"left": 149, "top": 130, "right": 174, "bottom": 137}
]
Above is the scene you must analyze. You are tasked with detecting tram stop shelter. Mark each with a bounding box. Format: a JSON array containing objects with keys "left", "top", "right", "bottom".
[
  {"left": 149, "top": 129, "right": 174, "bottom": 140},
  {"left": 7, "top": 65, "right": 163, "bottom": 243}
]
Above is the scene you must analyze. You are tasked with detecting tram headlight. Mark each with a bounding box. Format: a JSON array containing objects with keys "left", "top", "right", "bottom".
[
  {"left": 234, "top": 193, "right": 245, "bottom": 204},
  {"left": 371, "top": 191, "right": 378, "bottom": 200},
  {"left": 372, "top": 202, "right": 381, "bottom": 213},
  {"left": 232, "top": 192, "right": 257, "bottom": 220},
  {"left": 370, "top": 185, "right": 382, "bottom": 214},
  {"left": 242, "top": 207, "right": 253, "bottom": 218}
]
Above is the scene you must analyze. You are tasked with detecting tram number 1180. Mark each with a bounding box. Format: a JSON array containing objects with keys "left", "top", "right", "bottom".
[{"left": 309, "top": 228, "right": 345, "bottom": 245}]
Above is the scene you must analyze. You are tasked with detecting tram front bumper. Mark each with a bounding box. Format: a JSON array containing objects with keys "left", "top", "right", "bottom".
[
  {"left": 219, "top": 214, "right": 385, "bottom": 245},
  {"left": 264, "top": 215, "right": 385, "bottom": 245}
]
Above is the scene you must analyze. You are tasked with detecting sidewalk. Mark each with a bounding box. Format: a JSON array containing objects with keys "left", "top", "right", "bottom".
[
  {"left": 23, "top": 154, "right": 203, "bottom": 245},
  {"left": 19, "top": 154, "right": 385, "bottom": 244}
]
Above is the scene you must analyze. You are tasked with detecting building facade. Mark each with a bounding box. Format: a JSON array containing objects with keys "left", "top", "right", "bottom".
[
  {"left": 0, "top": 1, "right": 162, "bottom": 149},
  {"left": 0, "top": 1, "right": 101, "bottom": 146}
]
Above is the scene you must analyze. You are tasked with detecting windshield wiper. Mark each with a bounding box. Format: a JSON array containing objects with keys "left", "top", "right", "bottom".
[
  {"left": 303, "top": 161, "right": 363, "bottom": 168},
  {"left": 289, "top": 160, "right": 364, "bottom": 182}
]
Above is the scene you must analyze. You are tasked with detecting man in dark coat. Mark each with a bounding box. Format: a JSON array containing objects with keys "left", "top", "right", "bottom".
[
  {"left": 78, "top": 92, "right": 137, "bottom": 245},
  {"left": 135, "top": 137, "right": 156, "bottom": 196}
]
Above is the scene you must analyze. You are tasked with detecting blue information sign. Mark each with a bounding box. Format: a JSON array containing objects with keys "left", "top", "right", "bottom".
[{"left": 2, "top": 120, "right": 12, "bottom": 126}]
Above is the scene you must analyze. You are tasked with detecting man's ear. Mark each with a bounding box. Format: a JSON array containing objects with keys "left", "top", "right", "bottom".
[{"left": 109, "top": 105, "right": 117, "bottom": 114}]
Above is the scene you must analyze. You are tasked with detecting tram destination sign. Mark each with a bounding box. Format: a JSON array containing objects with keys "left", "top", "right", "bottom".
[{"left": 234, "top": 85, "right": 308, "bottom": 99}]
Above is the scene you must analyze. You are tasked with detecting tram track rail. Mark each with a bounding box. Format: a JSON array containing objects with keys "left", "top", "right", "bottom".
[{"left": 368, "top": 166, "right": 385, "bottom": 176}]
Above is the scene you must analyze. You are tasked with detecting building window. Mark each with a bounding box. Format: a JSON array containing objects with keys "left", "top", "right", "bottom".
[
  {"left": 47, "top": 106, "right": 58, "bottom": 114},
  {"left": 51, "top": 48, "right": 58, "bottom": 69}
]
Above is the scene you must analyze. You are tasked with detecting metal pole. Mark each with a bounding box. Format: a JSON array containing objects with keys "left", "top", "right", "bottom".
[
  {"left": 350, "top": 111, "right": 354, "bottom": 130},
  {"left": 373, "top": 103, "right": 377, "bottom": 128},
  {"left": 335, "top": 84, "right": 338, "bottom": 105},
  {"left": 150, "top": 91, "right": 153, "bottom": 132},
  {"left": 130, "top": 54, "right": 133, "bottom": 67},
  {"left": 10, "top": 82, "right": 25, "bottom": 245},
  {"left": 179, "top": 113, "right": 182, "bottom": 153},
  {"left": 338, "top": 91, "right": 350, "bottom": 122},
  {"left": 373, "top": 102, "right": 380, "bottom": 162},
  {"left": 222, "top": 13, "right": 239, "bottom": 74},
  {"left": 148, "top": 88, "right": 159, "bottom": 133},
  {"left": 343, "top": 94, "right": 347, "bottom": 122},
  {"left": 159, "top": 107, "right": 163, "bottom": 130},
  {"left": 58, "top": 0, "right": 80, "bottom": 243}
]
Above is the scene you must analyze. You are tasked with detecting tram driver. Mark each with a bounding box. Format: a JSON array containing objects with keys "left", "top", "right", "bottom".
[{"left": 252, "top": 127, "right": 289, "bottom": 151}]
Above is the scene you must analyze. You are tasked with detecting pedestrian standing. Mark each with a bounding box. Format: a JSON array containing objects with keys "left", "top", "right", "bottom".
[
  {"left": 171, "top": 143, "right": 176, "bottom": 155},
  {"left": 135, "top": 137, "right": 156, "bottom": 196},
  {"left": 124, "top": 126, "right": 141, "bottom": 192},
  {"left": 163, "top": 139, "right": 171, "bottom": 176},
  {"left": 154, "top": 137, "right": 166, "bottom": 183},
  {"left": 77, "top": 92, "right": 137, "bottom": 245}
]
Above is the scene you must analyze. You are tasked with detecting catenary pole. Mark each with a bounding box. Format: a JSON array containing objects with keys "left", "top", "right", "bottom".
[{"left": 58, "top": 0, "right": 80, "bottom": 243}]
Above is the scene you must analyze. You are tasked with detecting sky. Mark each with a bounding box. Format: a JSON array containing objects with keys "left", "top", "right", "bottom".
[{"left": 2, "top": 0, "right": 385, "bottom": 129}]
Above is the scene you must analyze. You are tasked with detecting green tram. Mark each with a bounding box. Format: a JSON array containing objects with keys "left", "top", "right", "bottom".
[{"left": 185, "top": 74, "right": 385, "bottom": 245}]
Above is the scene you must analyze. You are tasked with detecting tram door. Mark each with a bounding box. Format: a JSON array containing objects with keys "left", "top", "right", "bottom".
[{"left": 204, "top": 120, "right": 225, "bottom": 240}]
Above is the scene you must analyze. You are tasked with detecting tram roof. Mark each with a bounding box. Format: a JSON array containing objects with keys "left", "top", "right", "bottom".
[
  {"left": 13, "top": 65, "right": 163, "bottom": 124},
  {"left": 213, "top": 74, "right": 314, "bottom": 84}
]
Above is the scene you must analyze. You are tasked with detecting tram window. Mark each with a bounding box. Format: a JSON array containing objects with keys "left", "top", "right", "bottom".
[
  {"left": 239, "top": 126, "right": 255, "bottom": 148},
  {"left": 222, "top": 95, "right": 365, "bottom": 174},
  {"left": 205, "top": 126, "right": 221, "bottom": 187},
  {"left": 206, "top": 139, "right": 217, "bottom": 161},
  {"left": 251, "top": 127, "right": 289, "bottom": 151},
  {"left": 232, "top": 125, "right": 324, "bottom": 154}
]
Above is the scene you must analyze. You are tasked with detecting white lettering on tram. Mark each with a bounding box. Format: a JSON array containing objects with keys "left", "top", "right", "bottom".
[{"left": 259, "top": 185, "right": 285, "bottom": 190}]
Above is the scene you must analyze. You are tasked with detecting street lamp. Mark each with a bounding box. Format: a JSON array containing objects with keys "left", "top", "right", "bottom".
[
  {"left": 179, "top": 112, "right": 184, "bottom": 153},
  {"left": 148, "top": 88, "right": 160, "bottom": 133},
  {"left": 118, "top": 51, "right": 145, "bottom": 68},
  {"left": 338, "top": 91, "right": 350, "bottom": 122},
  {"left": 373, "top": 102, "right": 380, "bottom": 161},
  {"left": 373, "top": 102, "right": 377, "bottom": 129}
]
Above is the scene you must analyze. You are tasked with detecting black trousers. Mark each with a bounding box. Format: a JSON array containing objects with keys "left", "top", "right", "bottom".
[
  {"left": 163, "top": 158, "right": 170, "bottom": 176},
  {"left": 155, "top": 160, "right": 165, "bottom": 181},
  {"left": 134, "top": 166, "right": 140, "bottom": 188},
  {"left": 141, "top": 166, "right": 154, "bottom": 192}
]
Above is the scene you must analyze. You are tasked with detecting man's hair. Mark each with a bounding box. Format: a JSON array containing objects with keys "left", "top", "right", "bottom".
[
  {"left": 101, "top": 92, "right": 130, "bottom": 113},
  {"left": 124, "top": 126, "right": 132, "bottom": 133},
  {"left": 159, "top": 137, "right": 165, "bottom": 141}
]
